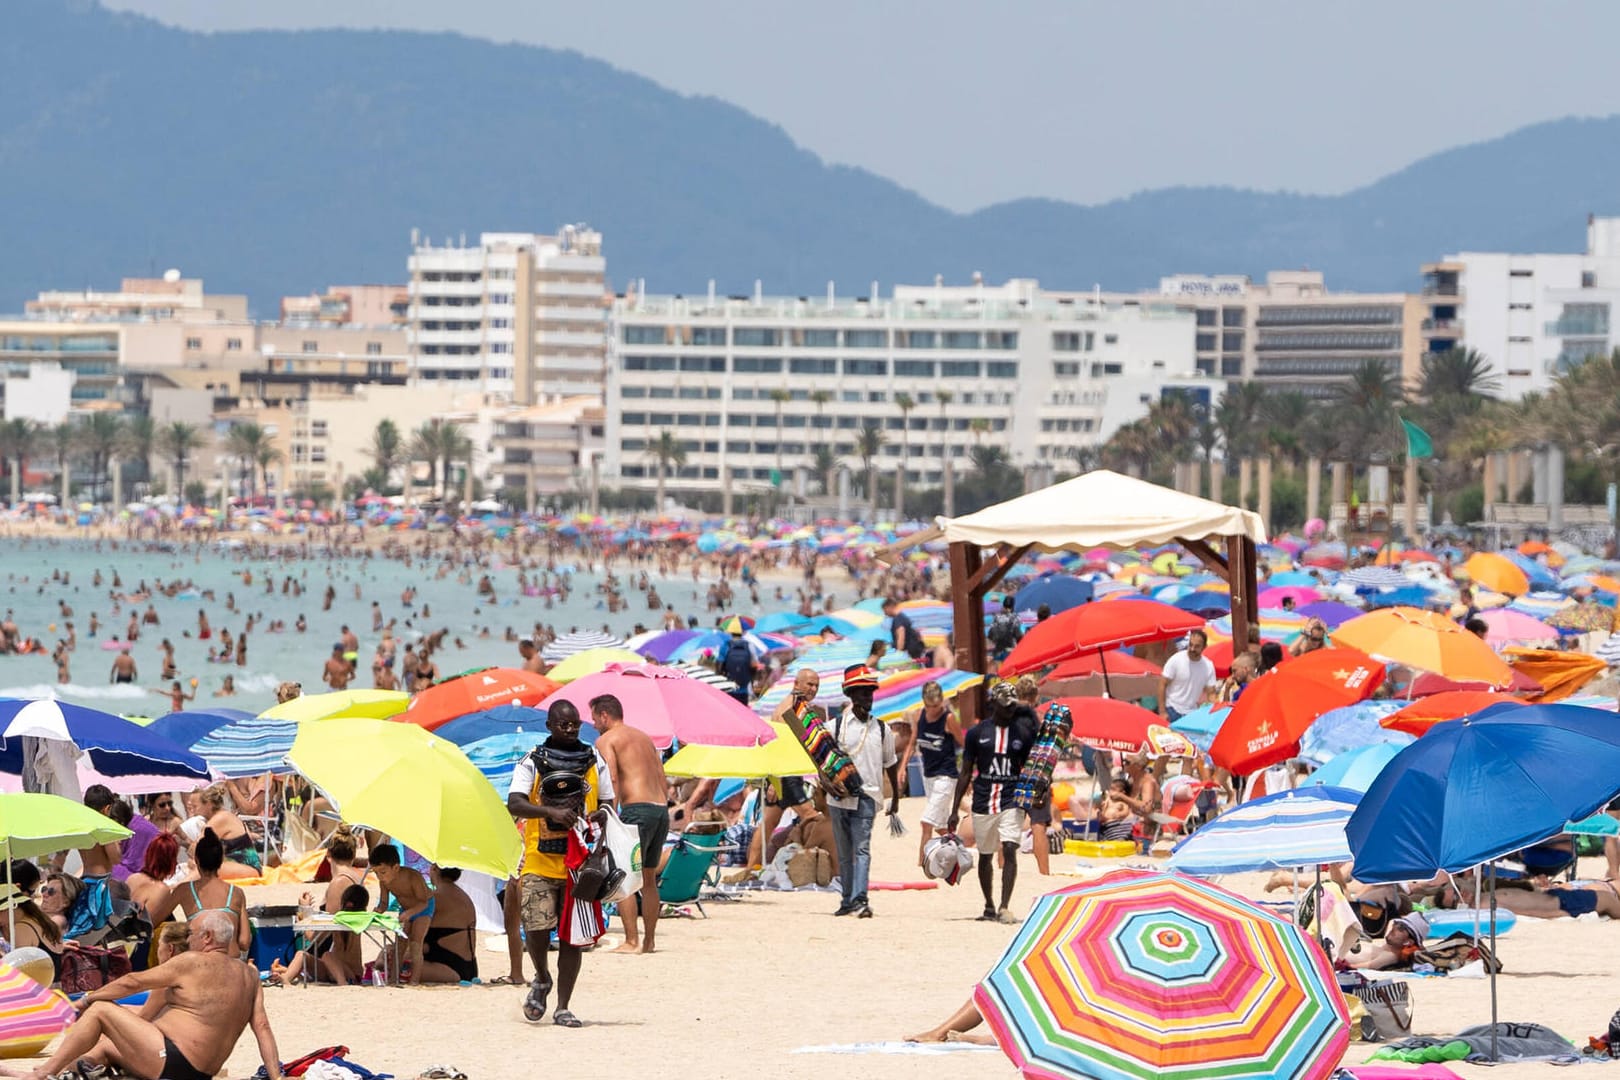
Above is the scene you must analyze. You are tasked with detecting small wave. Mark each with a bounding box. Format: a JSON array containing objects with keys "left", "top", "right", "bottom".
[
  {"left": 228, "top": 673, "right": 287, "bottom": 695},
  {"left": 0, "top": 682, "right": 153, "bottom": 701}
]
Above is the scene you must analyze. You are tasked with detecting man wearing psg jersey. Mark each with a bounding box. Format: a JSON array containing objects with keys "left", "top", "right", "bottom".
[{"left": 948, "top": 681, "right": 1037, "bottom": 922}]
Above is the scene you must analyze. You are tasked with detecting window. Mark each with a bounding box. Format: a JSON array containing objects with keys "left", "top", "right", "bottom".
[
  {"left": 690, "top": 327, "right": 727, "bottom": 346},
  {"left": 185, "top": 337, "right": 201, "bottom": 350},
  {"left": 302, "top": 341, "right": 318, "bottom": 353},
  {"left": 622, "top": 386, "right": 648, "bottom": 398},
  {"left": 677, "top": 387, "right": 705, "bottom": 399},
  {"left": 489, "top": 317, "right": 511, "bottom": 329},
  {"left": 836, "top": 416, "right": 859, "bottom": 429},
  {"left": 1509, "top": 269, "right": 1534, "bottom": 278},
  {"left": 1508, "top": 336, "right": 1532, "bottom": 343},
  {"left": 731, "top": 414, "right": 753, "bottom": 426},
  {"left": 841, "top": 390, "right": 862, "bottom": 402},
  {"left": 622, "top": 326, "right": 667, "bottom": 345},
  {"left": 900, "top": 330, "right": 936, "bottom": 348},
  {"left": 1103, "top": 334, "right": 1118, "bottom": 344},
  {"left": 678, "top": 413, "right": 701, "bottom": 427},
  {"left": 894, "top": 360, "right": 935, "bottom": 378},
  {"left": 679, "top": 355, "right": 726, "bottom": 372},
  {"left": 649, "top": 387, "right": 675, "bottom": 398},
  {"left": 942, "top": 331, "right": 980, "bottom": 349},
  {"left": 732, "top": 356, "right": 782, "bottom": 374},
  {"left": 1053, "top": 332, "right": 1081, "bottom": 352},
  {"left": 1053, "top": 361, "right": 1080, "bottom": 377},
  {"left": 939, "top": 360, "right": 980, "bottom": 379},
  {"left": 790, "top": 357, "right": 837, "bottom": 375},
  {"left": 733, "top": 328, "right": 780, "bottom": 346},
  {"left": 311, "top": 448, "right": 327, "bottom": 464},
  {"left": 733, "top": 388, "right": 755, "bottom": 400},
  {"left": 311, "top": 420, "right": 328, "bottom": 437},
  {"left": 844, "top": 358, "right": 888, "bottom": 377},
  {"left": 1222, "top": 308, "right": 1245, "bottom": 327},
  {"left": 621, "top": 438, "right": 646, "bottom": 452},
  {"left": 985, "top": 331, "right": 1017, "bottom": 349},
  {"left": 867, "top": 391, "right": 888, "bottom": 403},
  {"left": 726, "top": 441, "right": 750, "bottom": 454},
  {"left": 1195, "top": 310, "right": 1217, "bottom": 327},
  {"left": 623, "top": 355, "right": 676, "bottom": 371},
  {"left": 649, "top": 413, "right": 674, "bottom": 426},
  {"left": 365, "top": 341, "right": 382, "bottom": 355},
  {"left": 622, "top": 412, "right": 647, "bottom": 425},
  {"left": 1221, "top": 357, "right": 1244, "bottom": 377},
  {"left": 1583, "top": 271, "right": 1598, "bottom": 288},
  {"left": 489, "top": 342, "right": 512, "bottom": 354},
  {"left": 844, "top": 329, "right": 887, "bottom": 348},
  {"left": 1196, "top": 333, "right": 1217, "bottom": 352},
  {"left": 487, "top": 294, "right": 513, "bottom": 305},
  {"left": 487, "top": 268, "right": 514, "bottom": 280},
  {"left": 801, "top": 329, "right": 838, "bottom": 347},
  {"left": 1090, "top": 362, "right": 1123, "bottom": 376},
  {"left": 704, "top": 414, "right": 722, "bottom": 425},
  {"left": 226, "top": 338, "right": 242, "bottom": 351},
  {"left": 1222, "top": 332, "right": 1244, "bottom": 351},
  {"left": 986, "top": 362, "right": 1018, "bottom": 378}
]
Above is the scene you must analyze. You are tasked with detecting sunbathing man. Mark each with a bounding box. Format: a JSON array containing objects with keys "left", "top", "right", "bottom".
[
  {"left": 370, "top": 844, "right": 434, "bottom": 984},
  {"left": 1444, "top": 873, "right": 1620, "bottom": 919},
  {"left": 17, "top": 909, "right": 282, "bottom": 1080},
  {"left": 1344, "top": 911, "right": 1428, "bottom": 970},
  {"left": 589, "top": 692, "right": 670, "bottom": 954}
]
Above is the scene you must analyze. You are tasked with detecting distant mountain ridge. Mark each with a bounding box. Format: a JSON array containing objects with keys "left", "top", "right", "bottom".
[{"left": 3, "top": 1, "right": 1619, "bottom": 313}]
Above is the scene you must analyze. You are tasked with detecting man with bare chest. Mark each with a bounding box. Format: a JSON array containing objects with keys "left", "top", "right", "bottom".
[{"left": 590, "top": 693, "right": 669, "bottom": 955}]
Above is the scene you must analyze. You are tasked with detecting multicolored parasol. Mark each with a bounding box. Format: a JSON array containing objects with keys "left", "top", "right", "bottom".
[
  {"left": 0, "top": 962, "right": 75, "bottom": 1057},
  {"left": 975, "top": 868, "right": 1349, "bottom": 1080}
]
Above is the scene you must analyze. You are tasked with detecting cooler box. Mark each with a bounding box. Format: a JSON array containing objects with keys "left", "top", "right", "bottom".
[{"left": 247, "top": 905, "right": 299, "bottom": 973}]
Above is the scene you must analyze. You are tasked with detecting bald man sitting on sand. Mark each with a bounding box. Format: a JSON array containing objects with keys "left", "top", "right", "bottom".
[{"left": 13, "top": 909, "right": 283, "bottom": 1080}]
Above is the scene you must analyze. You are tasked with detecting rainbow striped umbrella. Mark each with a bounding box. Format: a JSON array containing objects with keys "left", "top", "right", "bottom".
[
  {"left": 975, "top": 868, "right": 1348, "bottom": 1080},
  {"left": 0, "top": 963, "right": 74, "bottom": 1055}
]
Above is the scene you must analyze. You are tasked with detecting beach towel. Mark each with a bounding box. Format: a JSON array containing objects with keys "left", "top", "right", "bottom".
[
  {"left": 65, "top": 874, "right": 113, "bottom": 938},
  {"left": 783, "top": 700, "right": 861, "bottom": 799},
  {"left": 331, "top": 911, "right": 401, "bottom": 935},
  {"left": 1374, "top": 1023, "right": 1579, "bottom": 1064},
  {"left": 559, "top": 820, "right": 605, "bottom": 947}
]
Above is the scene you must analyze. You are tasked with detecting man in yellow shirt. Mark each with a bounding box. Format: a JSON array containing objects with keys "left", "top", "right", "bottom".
[{"left": 506, "top": 700, "right": 611, "bottom": 1029}]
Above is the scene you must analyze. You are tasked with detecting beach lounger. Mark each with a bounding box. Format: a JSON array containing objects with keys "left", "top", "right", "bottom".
[{"left": 657, "top": 833, "right": 726, "bottom": 917}]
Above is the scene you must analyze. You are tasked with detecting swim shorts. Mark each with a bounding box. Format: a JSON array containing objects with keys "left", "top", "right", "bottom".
[{"left": 618, "top": 803, "right": 670, "bottom": 868}]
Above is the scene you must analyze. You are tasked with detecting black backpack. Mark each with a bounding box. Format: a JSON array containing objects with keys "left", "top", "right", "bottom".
[
  {"left": 988, "top": 613, "right": 1020, "bottom": 649},
  {"left": 721, "top": 641, "right": 753, "bottom": 686}
]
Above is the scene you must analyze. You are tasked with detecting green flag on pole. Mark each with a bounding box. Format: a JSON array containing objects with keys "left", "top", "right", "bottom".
[{"left": 1401, "top": 418, "right": 1433, "bottom": 460}]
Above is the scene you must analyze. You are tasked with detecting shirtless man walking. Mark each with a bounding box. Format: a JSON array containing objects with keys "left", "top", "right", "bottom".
[
  {"left": 321, "top": 643, "right": 352, "bottom": 690},
  {"left": 110, "top": 648, "right": 137, "bottom": 685},
  {"left": 590, "top": 693, "right": 669, "bottom": 954},
  {"left": 20, "top": 909, "right": 283, "bottom": 1080}
]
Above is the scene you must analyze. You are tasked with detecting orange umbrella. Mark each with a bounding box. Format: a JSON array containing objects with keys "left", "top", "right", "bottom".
[
  {"left": 1462, "top": 552, "right": 1528, "bottom": 596},
  {"left": 400, "top": 667, "right": 562, "bottom": 731},
  {"left": 1502, "top": 648, "right": 1609, "bottom": 702},
  {"left": 1379, "top": 690, "right": 1520, "bottom": 736},
  {"left": 1332, "top": 606, "right": 1515, "bottom": 687},
  {"left": 1517, "top": 540, "right": 1552, "bottom": 556},
  {"left": 1208, "top": 645, "right": 1385, "bottom": 774}
]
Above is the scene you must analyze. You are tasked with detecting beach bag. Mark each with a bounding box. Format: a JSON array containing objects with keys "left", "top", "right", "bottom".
[
  {"left": 1352, "top": 978, "right": 1413, "bottom": 1042},
  {"left": 1414, "top": 931, "right": 1502, "bottom": 974},
  {"left": 595, "top": 807, "right": 642, "bottom": 904},
  {"left": 60, "top": 943, "right": 132, "bottom": 994},
  {"left": 786, "top": 847, "right": 833, "bottom": 888},
  {"left": 573, "top": 836, "right": 626, "bottom": 904}
]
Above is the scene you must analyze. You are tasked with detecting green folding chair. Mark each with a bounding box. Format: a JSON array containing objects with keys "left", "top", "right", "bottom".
[{"left": 656, "top": 833, "right": 725, "bottom": 918}]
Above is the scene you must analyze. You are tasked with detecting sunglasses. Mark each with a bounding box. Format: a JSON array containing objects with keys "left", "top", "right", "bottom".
[
  {"left": 154, "top": 800, "right": 173, "bottom": 809},
  {"left": 39, "top": 886, "right": 59, "bottom": 897}
]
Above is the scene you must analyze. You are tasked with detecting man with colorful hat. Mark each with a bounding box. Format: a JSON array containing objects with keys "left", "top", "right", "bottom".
[{"left": 826, "top": 663, "right": 901, "bottom": 918}]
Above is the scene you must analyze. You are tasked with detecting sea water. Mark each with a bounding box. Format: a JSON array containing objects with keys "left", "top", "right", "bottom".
[{"left": 0, "top": 538, "right": 694, "bottom": 715}]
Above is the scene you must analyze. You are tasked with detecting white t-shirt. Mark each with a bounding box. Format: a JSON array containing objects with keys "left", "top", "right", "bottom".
[
  {"left": 827, "top": 711, "right": 898, "bottom": 811},
  {"left": 508, "top": 748, "right": 615, "bottom": 802},
  {"left": 1162, "top": 649, "right": 1216, "bottom": 714}
]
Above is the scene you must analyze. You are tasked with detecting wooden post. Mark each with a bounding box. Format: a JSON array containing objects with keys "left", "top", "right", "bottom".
[
  {"left": 1225, "top": 534, "right": 1258, "bottom": 654},
  {"left": 949, "top": 541, "right": 986, "bottom": 726},
  {"left": 1305, "top": 456, "right": 1321, "bottom": 524},
  {"left": 1404, "top": 457, "right": 1419, "bottom": 536}
]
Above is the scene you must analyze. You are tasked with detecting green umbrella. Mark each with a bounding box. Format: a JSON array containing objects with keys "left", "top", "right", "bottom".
[{"left": 0, "top": 794, "right": 132, "bottom": 940}]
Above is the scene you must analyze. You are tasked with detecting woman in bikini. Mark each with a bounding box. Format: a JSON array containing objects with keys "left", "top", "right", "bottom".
[
  {"left": 318, "top": 825, "right": 367, "bottom": 915},
  {"left": 176, "top": 829, "right": 251, "bottom": 956},
  {"left": 3, "top": 889, "right": 67, "bottom": 984},
  {"left": 197, "top": 785, "right": 260, "bottom": 877},
  {"left": 417, "top": 866, "right": 479, "bottom": 984},
  {"left": 124, "top": 833, "right": 180, "bottom": 969}
]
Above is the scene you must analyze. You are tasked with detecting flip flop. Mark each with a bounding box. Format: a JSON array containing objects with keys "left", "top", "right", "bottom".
[
  {"left": 522, "top": 979, "right": 549, "bottom": 1023},
  {"left": 553, "top": 1009, "right": 583, "bottom": 1028},
  {"left": 487, "top": 975, "right": 523, "bottom": 986}
]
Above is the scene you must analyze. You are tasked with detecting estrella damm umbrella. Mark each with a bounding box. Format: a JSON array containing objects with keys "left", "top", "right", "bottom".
[{"left": 975, "top": 868, "right": 1348, "bottom": 1080}]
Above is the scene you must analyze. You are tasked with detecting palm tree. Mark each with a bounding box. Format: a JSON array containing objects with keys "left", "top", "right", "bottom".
[
  {"left": 647, "top": 430, "right": 686, "bottom": 510},
  {"left": 893, "top": 392, "right": 916, "bottom": 519},
  {"left": 936, "top": 389, "right": 955, "bottom": 516},
  {"left": 76, "top": 413, "right": 124, "bottom": 502},
  {"left": 407, "top": 422, "right": 443, "bottom": 498},
  {"left": 50, "top": 423, "right": 76, "bottom": 504},
  {"left": 223, "top": 422, "right": 269, "bottom": 500},
  {"left": 438, "top": 422, "right": 473, "bottom": 507},
  {"left": 120, "top": 414, "right": 155, "bottom": 493},
  {"left": 369, "top": 419, "right": 403, "bottom": 490},
  {"left": 812, "top": 445, "right": 841, "bottom": 496},
  {"left": 767, "top": 388, "right": 791, "bottom": 498},
  {"left": 1334, "top": 359, "right": 1406, "bottom": 465},
  {"left": 157, "top": 422, "right": 203, "bottom": 503},
  {"left": 0, "top": 418, "right": 40, "bottom": 505},
  {"left": 856, "top": 423, "right": 886, "bottom": 520},
  {"left": 1414, "top": 347, "right": 1501, "bottom": 519},
  {"left": 1260, "top": 390, "right": 1311, "bottom": 471},
  {"left": 255, "top": 443, "right": 285, "bottom": 506},
  {"left": 809, "top": 390, "right": 833, "bottom": 434}
]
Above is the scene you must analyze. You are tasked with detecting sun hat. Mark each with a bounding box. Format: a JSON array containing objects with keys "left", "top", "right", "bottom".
[
  {"left": 1392, "top": 911, "right": 1429, "bottom": 941},
  {"left": 842, "top": 664, "right": 879, "bottom": 692}
]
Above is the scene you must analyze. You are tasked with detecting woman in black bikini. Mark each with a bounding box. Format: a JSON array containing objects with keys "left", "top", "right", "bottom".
[
  {"left": 0, "top": 889, "right": 66, "bottom": 984},
  {"left": 417, "top": 866, "right": 479, "bottom": 984},
  {"left": 318, "top": 825, "right": 367, "bottom": 915}
]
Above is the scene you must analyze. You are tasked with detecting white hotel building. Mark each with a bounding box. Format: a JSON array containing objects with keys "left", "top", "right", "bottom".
[
  {"left": 603, "top": 278, "right": 1205, "bottom": 499},
  {"left": 407, "top": 227, "right": 608, "bottom": 404}
]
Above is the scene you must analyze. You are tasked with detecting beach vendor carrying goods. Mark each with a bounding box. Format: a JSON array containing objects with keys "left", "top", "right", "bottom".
[
  {"left": 783, "top": 696, "right": 861, "bottom": 799},
  {"left": 1012, "top": 701, "right": 1072, "bottom": 811}
]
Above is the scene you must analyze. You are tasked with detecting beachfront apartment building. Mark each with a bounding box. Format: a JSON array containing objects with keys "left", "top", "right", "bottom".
[
  {"left": 602, "top": 278, "right": 1205, "bottom": 503},
  {"left": 1421, "top": 215, "right": 1620, "bottom": 398},
  {"left": 406, "top": 227, "right": 609, "bottom": 404},
  {"left": 280, "top": 284, "right": 409, "bottom": 327},
  {"left": 1094, "top": 272, "right": 1427, "bottom": 398}
]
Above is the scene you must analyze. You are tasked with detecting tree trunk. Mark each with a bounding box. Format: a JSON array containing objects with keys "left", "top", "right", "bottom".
[
  {"left": 1305, "top": 456, "right": 1322, "bottom": 524},
  {"left": 1237, "top": 457, "right": 1253, "bottom": 509},
  {"left": 1206, "top": 456, "right": 1219, "bottom": 503},
  {"left": 1257, "top": 457, "right": 1273, "bottom": 530},
  {"left": 943, "top": 453, "right": 955, "bottom": 517}
]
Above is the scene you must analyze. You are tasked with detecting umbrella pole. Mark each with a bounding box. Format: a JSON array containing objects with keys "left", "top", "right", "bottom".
[
  {"left": 1489, "top": 861, "right": 1499, "bottom": 1063},
  {"left": 1098, "top": 649, "right": 1113, "bottom": 700},
  {"left": 5, "top": 841, "right": 12, "bottom": 945}
]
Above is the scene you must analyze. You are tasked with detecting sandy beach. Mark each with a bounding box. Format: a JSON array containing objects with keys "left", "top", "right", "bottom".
[{"left": 155, "top": 839, "right": 1615, "bottom": 1080}]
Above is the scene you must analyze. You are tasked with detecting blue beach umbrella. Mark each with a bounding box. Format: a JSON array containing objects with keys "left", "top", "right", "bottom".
[
  {"left": 1012, "top": 574, "right": 1093, "bottom": 616},
  {"left": 1169, "top": 703, "right": 1230, "bottom": 752},
  {"left": 433, "top": 705, "right": 551, "bottom": 747},
  {"left": 146, "top": 708, "right": 256, "bottom": 751},
  {"left": 0, "top": 699, "right": 211, "bottom": 781},
  {"left": 192, "top": 716, "right": 301, "bottom": 777},
  {"left": 1305, "top": 743, "right": 1403, "bottom": 793},
  {"left": 1170, "top": 786, "right": 1361, "bottom": 875}
]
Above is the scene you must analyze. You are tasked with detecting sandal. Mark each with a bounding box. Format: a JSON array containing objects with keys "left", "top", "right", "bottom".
[
  {"left": 522, "top": 978, "right": 549, "bottom": 1023},
  {"left": 553, "top": 1009, "right": 583, "bottom": 1028},
  {"left": 487, "top": 974, "right": 523, "bottom": 986}
]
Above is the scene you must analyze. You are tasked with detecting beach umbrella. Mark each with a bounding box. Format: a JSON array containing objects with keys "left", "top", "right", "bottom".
[
  {"left": 1257, "top": 585, "right": 1323, "bottom": 608},
  {"left": 719, "top": 614, "right": 755, "bottom": 634},
  {"left": 1379, "top": 691, "right": 1521, "bottom": 737},
  {"left": 1339, "top": 566, "right": 1410, "bottom": 590},
  {"left": 1267, "top": 570, "right": 1321, "bottom": 587},
  {"left": 868, "top": 669, "right": 985, "bottom": 723},
  {"left": 1013, "top": 574, "right": 1094, "bottom": 616},
  {"left": 1295, "top": 702, "right": 1408, "bottom": 766},
  {"left": 286, "top": 718, "right": 522, "bottom": 879},
  {"left": 1546, "top": 603, "right": 1615, "bottom": 633},
  {"left": 1208, "top": 647, "right": 1386, "bottom": 775},
  {"left": 1000, "top": 600, "right": 1206, "bottom": 678},
  {"left": 1041, "top": 651, "right": 1163, "bottom": 700},
  {"left": 1171, "top": 592, "right": 1229, "bottom": 616},
  {"left": 0, "top": 792, "right": 132, "bottom": 940},
  {"left": 190, "top": 716, "right": 300, "bottom": 777},
  {"left": 539, "top": 629, "right": 625, "bottom": 662},
  {"left": 540, "top": 664, "right": 773, "bottom": 749},
  {"left": 462, "top": 730, "right": 577, "bottom": 787},
  {"left": 1169, "top": 786, "right": 1360, "bottom": 875},
  {"left": 260, "top": 689, "right": 409, "bottom": 722},
  {"left": 401, "top": 668, "right": 562, "bottom": 731},
  {"left": 145, "top": 708, "right": 256, "bottom": 750},
  {"left": 1294, "top": 600, "right": 1362, "bottom": 629},
  {"left": 975, "top": 868, "right": 1348, "bottom": 1080},
  {"left": 0, "top": 963, "right": 75, "bottom": 1054},
  {"left": 630, "top": 629, "right": 701, "bottom": 662},
  {"left": 1049, "top": 697, "right": 1170, "bottom": 753},
  {"left": 543, "top": 647, "right": 645, "bottom": 683},
  {"left": 431, "top": 704, "right": 550, "bottom": 748},
  {"left": 1463, "top": 552, "right": 1529, "bottom": 596},
  {"left": 1362, "top": 586, "right": 1435, "bottom": 610},
  {"left": 663, "top": 721, "right": 816, "bottom": 779},
  {"left": 1331, "top": 607, "right": 1514, "bottom": 686},
  {"left": 1306, "top": 744, "right": 1403, "bottom": 793},
  {"left": 0, "top": 699, "right": 210, "bottom": 784},
  {"left": 1169, "top": 703, "right": 1230, "bottom": 752},
  {"left": 1476, "top": 609, "right": 1557, "bottom": 646},
  {"left": 669, "top": 662, "right": 736, "bottom": 690}
]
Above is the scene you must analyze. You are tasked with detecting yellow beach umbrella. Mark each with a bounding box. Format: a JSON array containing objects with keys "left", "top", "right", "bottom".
[
  {"left": 663, "top": 721, "right": 815, "bottom": 779},
  {"left": 287, "top": 718, "right": 521, "bottom": 878},
  {"left": 1462, "top": 552, "right": 1529, "bottom": 597},
  {"left": 260, "top": 689, "right": 409, "bottom": 722},
  {"left": 545, "top": 647, "right": 646, "bottom": 683}
]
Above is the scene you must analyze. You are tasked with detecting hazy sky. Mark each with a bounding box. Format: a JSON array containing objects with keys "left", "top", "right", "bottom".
[{"left": 106, "top": 0, "right": 1620, "bottom": 212}]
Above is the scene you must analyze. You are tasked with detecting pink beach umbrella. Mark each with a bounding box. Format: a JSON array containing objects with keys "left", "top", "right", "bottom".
[
  {"left": 1477, "top": 608, "right": 1559, "bottom": 647},
  {"left": 539, "top": 664, "right": 775, "bottom": 749},
  {"left": 1257, "top": 585, "right": 1324, "bottom": 608}
]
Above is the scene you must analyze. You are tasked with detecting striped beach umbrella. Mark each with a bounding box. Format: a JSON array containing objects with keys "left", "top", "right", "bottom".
[
  {"left": 976, "top": 868, "right": 1348, "bottom": 1080},
  {"left": 1168, "top": 786, "right": 1360, "bottom": 875},
  {"left": 0, "top": 963, "right": 74, "bottom": 1056},
  {"left": 539, "top": 629, "right": 625, "bottom": 663},
  {"left": 191, "top": 715, "right": 300, "bottom": 777}
]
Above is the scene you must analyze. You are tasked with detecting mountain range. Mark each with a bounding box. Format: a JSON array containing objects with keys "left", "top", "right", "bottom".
[{"left": 5, "top": 0, "right": 1620, "bottom": 314}]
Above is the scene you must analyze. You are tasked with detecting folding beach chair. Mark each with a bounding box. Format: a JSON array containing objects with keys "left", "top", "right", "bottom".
[{"left": 656, "top": 833, "right": 726, "bottom": 918}]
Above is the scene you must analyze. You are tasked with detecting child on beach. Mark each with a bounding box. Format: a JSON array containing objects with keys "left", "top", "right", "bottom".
[
  {"left": 271, "top": 884, "right": 369, "bottom": 985},
  {"left": 370, "top": 844, "right": 434, "bottom": 985}
]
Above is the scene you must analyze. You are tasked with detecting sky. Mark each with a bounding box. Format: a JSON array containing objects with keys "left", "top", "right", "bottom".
[{"left": 105, "top": 1, "right": 1620, "bottom": 213}]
